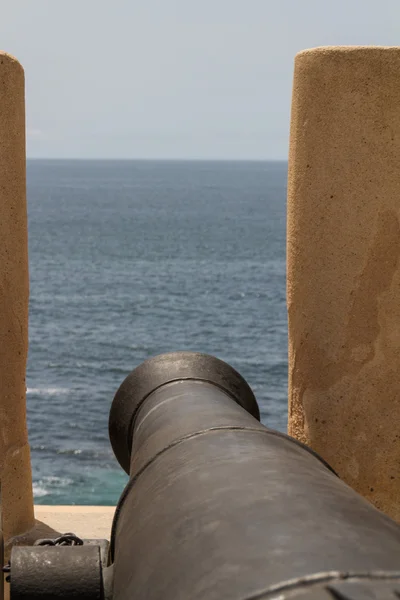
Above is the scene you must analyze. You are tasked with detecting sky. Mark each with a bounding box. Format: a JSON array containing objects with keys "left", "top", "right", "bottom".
[{"left": 2, "top": 0, "right": 400, "bottom": 160}]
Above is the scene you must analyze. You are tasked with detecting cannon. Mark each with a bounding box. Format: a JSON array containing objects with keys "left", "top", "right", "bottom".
[{"left": 5, "top": 352, "right": 400, "bottom": 599}]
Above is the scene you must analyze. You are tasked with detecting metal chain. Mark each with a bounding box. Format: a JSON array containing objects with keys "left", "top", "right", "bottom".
[
  {"left": 33, "top": 532, "right": 84, "bottom": 547},
  {"left": 2, "top": 532, "right": 83, "bottom": 583},
  {"left": 1, "top": 562, "right": 10, "bottom": 584}
]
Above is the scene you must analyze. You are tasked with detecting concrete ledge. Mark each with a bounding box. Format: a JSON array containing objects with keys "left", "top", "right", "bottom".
[{"left": 34, "top": 505, "right": 115, "bottom": 540}]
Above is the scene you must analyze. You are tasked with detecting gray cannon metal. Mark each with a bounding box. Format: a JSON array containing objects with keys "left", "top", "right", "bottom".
[{"left": 108, "top": 352, "right": 400, "bottom": 600}]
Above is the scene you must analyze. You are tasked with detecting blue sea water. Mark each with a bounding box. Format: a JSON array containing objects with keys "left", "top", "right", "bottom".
[{"left": 26, "top": 159, "right": 288, "bottom": 505}]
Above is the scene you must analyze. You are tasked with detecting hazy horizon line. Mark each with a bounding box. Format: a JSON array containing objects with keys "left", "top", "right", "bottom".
[{"left": 26, "top": 157, "right": 288, "bottom": 163}]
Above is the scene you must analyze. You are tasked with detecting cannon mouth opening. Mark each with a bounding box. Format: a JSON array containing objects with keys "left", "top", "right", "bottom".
[{"left": 108, "top": 351, "right": 260, "bottom": 474}]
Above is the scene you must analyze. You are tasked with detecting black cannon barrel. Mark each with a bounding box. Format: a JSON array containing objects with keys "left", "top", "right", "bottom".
[{"left": 109, "top": 352, "right": 400, "bottom": 600}]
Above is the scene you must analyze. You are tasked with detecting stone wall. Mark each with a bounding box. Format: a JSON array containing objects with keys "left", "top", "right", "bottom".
[
  {"left": 287, "top": 46, "right": 400, "bottom": 520},
  {"left": 0, "top": 52, "right": 34, "bottom": 543}
]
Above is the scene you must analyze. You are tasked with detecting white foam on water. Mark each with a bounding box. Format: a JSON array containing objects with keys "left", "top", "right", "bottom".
[
  {"left": 32, "top": 483, "right": 49, "bottom": 498},
  {"left": 27, "top": 387, "right": 70, "bottom": 396},
  {"left": 33, "top": 476, "right": 74, "bottom": 499}
]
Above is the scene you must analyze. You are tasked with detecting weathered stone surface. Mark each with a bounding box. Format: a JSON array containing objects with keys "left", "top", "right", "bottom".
[
  {"left": 287, "top": 46, "right": 400, "bottom": 521},
  {"left": 0, "top": 52, "right": 34, "bottom": 541}
]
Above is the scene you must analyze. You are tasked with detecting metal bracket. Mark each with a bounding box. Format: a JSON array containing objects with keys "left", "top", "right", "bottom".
[{"left": 7, "top": 537, "right": 110, "bottom": 600}]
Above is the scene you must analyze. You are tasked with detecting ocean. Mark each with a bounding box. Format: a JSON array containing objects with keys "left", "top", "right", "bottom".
[{"left": 26, "top": 159, "right": 288, "bottom": 505}]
